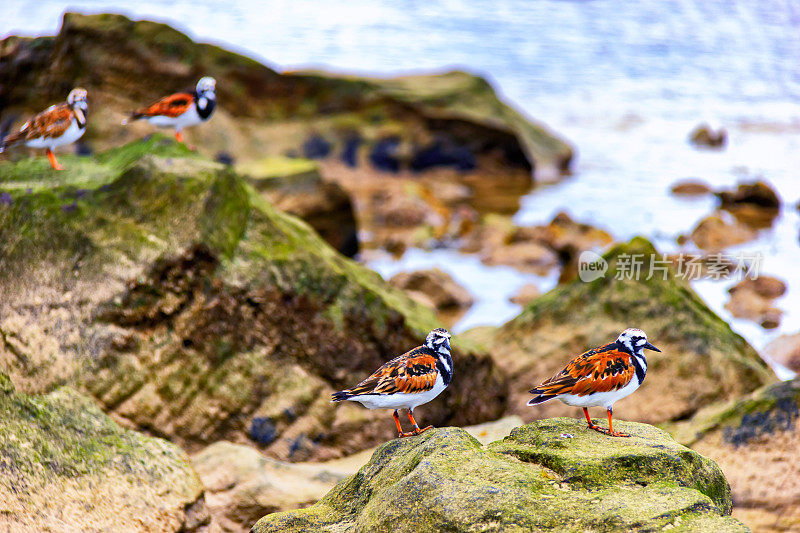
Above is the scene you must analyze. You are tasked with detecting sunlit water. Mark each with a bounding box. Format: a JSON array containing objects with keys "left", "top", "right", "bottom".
[{"left": 4, "top": 1, "right": 800, "bottom": 371}]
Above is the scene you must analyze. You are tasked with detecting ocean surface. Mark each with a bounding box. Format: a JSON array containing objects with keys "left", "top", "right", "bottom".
[{"left": 4, "top": 1, "right": 799, "bottom": 372}]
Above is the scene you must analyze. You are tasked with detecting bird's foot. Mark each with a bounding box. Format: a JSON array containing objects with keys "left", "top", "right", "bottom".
[
  {"left": 398, "top": 426, "right": 433, "bottom": 438},
  {"left": 588, "top": 424, "right": 629, "bottom": 437}
]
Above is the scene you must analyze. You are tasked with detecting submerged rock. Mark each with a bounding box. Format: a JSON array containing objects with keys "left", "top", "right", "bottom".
[
  {"left": 689, "top": 124, "right": 727, "bottom": 149},
  {"left": 253, "top": 419, "right": 745, "bottom": 532},
  {"left": 0, "top": 372, "right": 208, "bottom": 531},
  {"left": 0, "top": 137, "right": 508, "bottom": 461},
  {"left": 714, "top": 181, "right": 781, "bottom": 229},
  {"left": 764, "top": 332, "right": 800, "bottom": 374},
  {"left": 464, "top": 237, "right": 774, "bottom": 425},
  {"left": 668, "top": 379, "right": 800, "bottom": 532},
  {"left": 671, "top": 179, "right": 713, "bottom": 196}
]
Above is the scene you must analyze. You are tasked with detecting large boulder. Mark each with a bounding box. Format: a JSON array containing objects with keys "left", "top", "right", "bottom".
[
  {"left": 253, "top": 419, "right": 745, "bottom": 532},
  {"left": 193, "top": 416, "right": 523, "bottom": 532},
  {"left": 0, "top": 372, "right": 208, "bottom": 531},
  {"left": 668, "top": 379, "right": 800, "bottom": 532},
  {"left": 0, "top": 138, "right": 508, "bottom": 461},
  {"left": 0, "top": 12, "right": 572, "bottom": 178},
  {"left": 464, "top": 237, "right": 775, "bottom": 425}
]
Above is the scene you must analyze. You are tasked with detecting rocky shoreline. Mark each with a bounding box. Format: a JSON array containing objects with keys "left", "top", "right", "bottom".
[{"left": 0, "top": 11, "right": 794, "bottom": 533}]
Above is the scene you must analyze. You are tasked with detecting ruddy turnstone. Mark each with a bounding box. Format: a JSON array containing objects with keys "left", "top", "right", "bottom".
[
  {"left": 527, "top": 328, "right": 660, "bottom": 437},
  {"left": 332, "top": 328, "right": 453, "bottom": 438},
  {"left": 0, "top": 88, "right": 88, "bottom": 170},
  {"left": 123, "top": 77, "right": 216, "bottom": 145}
]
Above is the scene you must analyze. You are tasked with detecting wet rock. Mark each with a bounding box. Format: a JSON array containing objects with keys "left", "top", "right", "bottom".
[
  {"left": 369, "top": 137, "right": 402, "bottom": 172},
  {"left": 410, "top": 138, "right": 476, "bottom": 172},
  {"left": 509, "top": 283, "right": 541, "bottom": 306},
  {"left": 0, "top": 138, "right": 508, "bottom": 461},
  {"left": 482, "top": 240, "right": 560, "bottom": 274},
  {"left": 764, "top": 332, "right": 800, "bottom": 373},
  {"left": 715, "top": 181, "right": 781, "bottom": 229},
  {"left": 463, "top": 237, "right": 774, "bottom": 425},
  {"left": 302, "top": 135, "right": 332, "bottom": 159},
  {"left": 670, "top": 179, "right": 712, "bottom": 196},
  {"left": 725, "top": 276, "right": 786, "bottom": 329},
  {"left": 237, "top": 156, "right": 359, "bottom": 257},
  {"left": 716, "top": 181, "right": 781, "bottom": 210},
  {"left": 690, "top": 214, "right": 758, "bottom": 252},
  {"left": 668, "top": 380, "right": 800, "bottom": 532},
  {"left": 253, "top": 420, "right": 744, "bottom": 532},
  {"left": 340, "top": 135, "right": 362, "bottom": 168},
  {"left": 0, "top": 372, "right": 209, "bottom": 532},
  {"left": 689, "top": 124, "right": 727, "bottom": 149},
  {"left": 389, "top": 268, "right": 474, "bottom": 311}
]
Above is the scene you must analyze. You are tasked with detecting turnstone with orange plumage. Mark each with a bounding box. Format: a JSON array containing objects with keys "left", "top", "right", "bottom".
[
  {"left": 122, "top": 77, "right": 216, "bottom": 145},
  {"left": 332, "top": 328, "right": 453, "bottom": 438},
  {"left": 0, "top": 88, "right": 88, "bottom": 170},
  {"left": 527, "top": 328, "right": 661, "bottom": 437}
]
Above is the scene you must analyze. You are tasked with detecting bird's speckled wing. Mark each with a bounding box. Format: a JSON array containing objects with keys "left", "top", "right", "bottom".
[
  {"left": 131, "top": 92, "right": 194, "bottom": 118},
  {"left": 530, "top": 342, "right": 635, "bottom": 398},
  {"left": 338, "top": 346, "right": 439, "bottom": 397}
]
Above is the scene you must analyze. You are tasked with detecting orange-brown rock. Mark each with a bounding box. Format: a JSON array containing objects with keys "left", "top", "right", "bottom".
[{"left": 725, "top": 276, "right": 787, "bottom": 329}]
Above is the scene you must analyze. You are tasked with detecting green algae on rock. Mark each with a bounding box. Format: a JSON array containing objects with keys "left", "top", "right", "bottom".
[
  {"left": 252, "top": 418, "right": 746, "bottom": 533},
  {"left": 0, "top": 372, "right": 209, "bottom": 531},
  {"left": 0, "top": 12, "right": 571, "bottom": 178},
  {"left": 464, "top": 237, "right": 774, "bottom": 426},
  {"left": 0, "top": 138, "right": 507, "bottom": 461}
]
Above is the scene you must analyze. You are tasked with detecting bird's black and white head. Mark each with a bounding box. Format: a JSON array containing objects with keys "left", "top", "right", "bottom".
[
  {"left": 425, "top": 328, "right": 452, "bottom": 353},
  {"left": 67, "top": 88, "right": 88, "bottom": 112},
  {"left": 616, "top": 328, "right": 660, "bottom": 355},
  {"left": 196, "top": 77, "right": 216, "bottom": 98}
]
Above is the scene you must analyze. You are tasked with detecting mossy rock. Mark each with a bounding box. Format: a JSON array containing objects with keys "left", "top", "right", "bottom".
[
  {"left": 0, "top": 372, "right": 208, "bottom": 531},
  {"left": 464, "top": 237, "right": 774, "bottom": 425},
  {"left": 0, "top": 12, "right": 571, "bottom": 177},
  {"left": 666, "top": 380, "right": 800, "bottom": 532},
  {"left": 252, "top": 418, "right": 746, "bottom": 532},
  {"left": 0, "top": 138, "right": 507, "bottom": 460}
]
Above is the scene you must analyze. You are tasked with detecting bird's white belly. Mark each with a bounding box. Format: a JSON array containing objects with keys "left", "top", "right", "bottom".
[
  {"left": 25, "top": 120, "right": 84, "bottom": 149},
  {"left": 147, "top": 105, "right": 202, "bottom": 130},
  {"left": 558, "top": 377, "right": 642, "bottom": 408},
  {"left": 351, "top": 375, "right": 447, "bottom": 410}
]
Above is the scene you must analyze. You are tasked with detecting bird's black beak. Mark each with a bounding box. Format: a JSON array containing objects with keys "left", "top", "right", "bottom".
[{"left": 644, "top": 342, "right": 661, "bottom": 352}]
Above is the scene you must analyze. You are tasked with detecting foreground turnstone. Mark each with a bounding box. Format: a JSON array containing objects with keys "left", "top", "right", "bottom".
[
  {"left": 123, "top": 77, "right": 216, "bottom": 144},
  {"left": 0, "top": 88, "right": 88, "bottom": 170},
  {"left": 527, "top": 328, "right": 660, "bottom": 437},
  {"left": 332, "top": 328, "right": 453, "bottom": 438}
]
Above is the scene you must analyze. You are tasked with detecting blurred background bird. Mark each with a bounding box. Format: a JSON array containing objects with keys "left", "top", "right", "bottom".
[
  {"left": 122, "top": 76, "right": 216, "bottom": 148},
  {"left": 0, "top": 88, "right": 88, "bottom": 170},
  {"left": 527, "top": 328, "right": 660, "bottom": 437}
]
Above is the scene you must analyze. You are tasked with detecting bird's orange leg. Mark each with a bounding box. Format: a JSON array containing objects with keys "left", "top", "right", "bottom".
[
  {"left": 175, "top": 130, "right": 184, "bottom": 144},
  {"left": 393, "top": 410, "right": 414, "bottom": 438},
  {"left": 583, "top": 407, "right": 603, "bottom": 433},
  {"left": 605, "top": 407, "right": 630, "bottom": 438},
  {"left": 46, "top": 148, "right": 64, "bottom": 171},
  {"left": 407, "top": 409, "right": 433, "bottom": 436}
]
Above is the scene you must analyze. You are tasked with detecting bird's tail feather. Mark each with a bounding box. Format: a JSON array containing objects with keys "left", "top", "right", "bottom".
[
  {"left": 526, "top": 394, "right": 554, "bottom": 406},
  {"left": 331, "top": 390, "right": 352, "bottom": 402}
]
